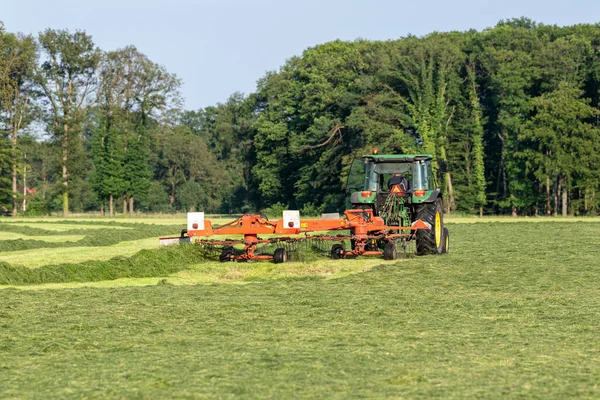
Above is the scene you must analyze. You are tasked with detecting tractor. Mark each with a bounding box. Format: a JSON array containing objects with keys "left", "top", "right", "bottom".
[{"left": 345, "top": 151, "right": 449, "bottom": 255}]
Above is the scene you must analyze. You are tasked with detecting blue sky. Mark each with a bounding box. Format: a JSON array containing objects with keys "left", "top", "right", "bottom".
[{"left": 3, "top": 0, "right": 599, "bottom": 110}]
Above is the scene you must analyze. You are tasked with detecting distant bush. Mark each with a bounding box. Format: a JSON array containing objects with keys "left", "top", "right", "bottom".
[
  {"left": 261, "top": 202, "right": 287, "bottom": 218},
  {"left": 22, "top": 200, "right": 52, "bottom": 216}
]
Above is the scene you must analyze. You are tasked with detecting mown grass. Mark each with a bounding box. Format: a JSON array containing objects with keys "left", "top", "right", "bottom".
[
  {"left": 1, "top": 220, "right": 600, "bottom": 398},
  {"left": 0, "top": 221, "right": 181, "bottom": 252},
  {"left": 0, "top": 232, "right": 86, "bottom": 242},
  {"left": 0, "top": 244, "right": 212, "bottom": 285},
  {"left": 0, "top": 258, "right": 386, "bottom": 290},
  {"left": 0, "top": 237, "right": 160, "bottom": 268},
  {"left": 3, "top": 222, "right": 134, "bottom": 231}
]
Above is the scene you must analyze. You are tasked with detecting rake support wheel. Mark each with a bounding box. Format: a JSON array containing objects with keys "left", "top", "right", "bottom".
[
  {"left": 331, "top": 244, "right": 344, "bottom": 260},
  {"left": 383, "top": 242, "right": 397, "bottom": 260},
  {"left": 220, "top": 247, "right": 235, "bottom": 262},
  {"left": 274, "top": 248, "right": 287, "bottom": 263}
]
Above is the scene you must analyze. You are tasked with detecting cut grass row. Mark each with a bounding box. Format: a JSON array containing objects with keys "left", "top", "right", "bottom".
[
  {"left": 0, "top": 244, "right": 210, "bottom": 285},
  {"left": 0, "top": 237, "right": 159, "bottom": 268},
  {"left": 1, "top": 221, "right": 600, "bottom": 398},
  {"left": 0, "top": 232, "right": 86, "bottom": 242},
  {"left": 1, "top": 257, "right": 387, "bottom": 290},
  {"left": 0, "top": 222, "right": 182, "bottom": 252}
]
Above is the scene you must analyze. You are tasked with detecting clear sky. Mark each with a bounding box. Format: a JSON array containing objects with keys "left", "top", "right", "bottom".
[{"left": 3, "top": 0, "right": 599, "bottom": 110}]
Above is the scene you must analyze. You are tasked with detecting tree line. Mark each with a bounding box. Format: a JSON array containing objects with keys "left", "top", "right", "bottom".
[{"left": 1, "top": 18, "right": 600, "bottom": 217}]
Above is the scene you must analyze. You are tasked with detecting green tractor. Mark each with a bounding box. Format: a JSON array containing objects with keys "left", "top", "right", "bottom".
[{"left": 345, "top": 152, "right": 449, "bottom": 255}]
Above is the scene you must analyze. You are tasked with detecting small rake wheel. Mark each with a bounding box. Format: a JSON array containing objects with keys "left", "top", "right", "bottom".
[
  {"left": 383, "top": 242, "right": 397, "bottom": 260},
  {"left": 219, "top": 247, "right": 235, "bottom": 262},
  {"left": 274, "top": 248, "right": 288, "bottom": 263},
  {"left": 442, "top": 227, "right": 450, "bottom": 254},
  {"left": 331, "top": 244, "right": 345, "bottom": 260}
]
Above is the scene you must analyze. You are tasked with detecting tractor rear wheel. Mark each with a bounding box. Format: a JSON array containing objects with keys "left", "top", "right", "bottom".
[
  {"left": 274, "top": 248, "right": 287, "bottom": 263},
  {"left": 331, "top": 244, "right": 344, "bottom": 259},
  {"left": 442, "top": 227, "right": 449, "bottom": 253},
  {"left": 415, "top": 199, "right": 444, "bottom": 256},
  {"left": 383, "top": 242, "right": 397, "bottom": 260}
]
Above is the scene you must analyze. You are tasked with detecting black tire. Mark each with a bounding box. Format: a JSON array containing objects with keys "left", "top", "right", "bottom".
[
  {"left": 274, "top": 248, "right": 287, "bottom": 263},
  {"left": 219, "top": 246, "right": 235, "bottom": 262},
  {"left": 331, "top": 244, "right": 344, "bottom": 260},
  {"left": 383, "top": 242, "right": 397, "bottom": 260},
  {"left": 351, "top": 204, "right": 375, "bottom": 215},
  {"left": 415, "top": 198, "right": 444, "bottom": 256},
  {"left": 442, "top": 227, "right": 449, "bottom": 254}
]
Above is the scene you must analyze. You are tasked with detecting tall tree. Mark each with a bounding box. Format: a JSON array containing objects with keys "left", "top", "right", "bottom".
[
  {"left": 520, "top": 82, "right": 600, "bottom": 216},
  {"left": 104, "top": 46, "right": 181, "bottom": 215},
  {"left": 37, "top": 29, "right": 101, "bottom": 216},
  {"left": 387, "top": 33, "right": 464, "bottom": 211},
  {"left": 0, "top": 28, "right": 37, "bottom": 216},
  {"left": 467, "top": 64, "right": 486, "bottom": 216},
  {"left": 157, "top": 125, "right": 223, "bottom": 212},
  {"left": 480, "top": 22, "right": 541, "bottom": 215}
]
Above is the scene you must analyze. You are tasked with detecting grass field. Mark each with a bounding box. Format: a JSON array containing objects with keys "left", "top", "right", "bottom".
[{"left": 1, "top": 216, "right": 599, "bottom": 398}]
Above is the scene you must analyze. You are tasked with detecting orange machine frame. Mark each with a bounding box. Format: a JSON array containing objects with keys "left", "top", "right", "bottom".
[{"left": 179, "top": 209, "right": 428, "bottom": 261}]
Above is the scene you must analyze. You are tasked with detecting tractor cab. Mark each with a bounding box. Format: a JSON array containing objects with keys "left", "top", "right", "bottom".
[{"left": 345, "top": 154, "right": 437, "bottom": 215}]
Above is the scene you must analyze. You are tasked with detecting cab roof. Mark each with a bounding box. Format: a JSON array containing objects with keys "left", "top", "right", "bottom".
[{"left": 361, "top": 154, "right": 433, "bottom": 163}]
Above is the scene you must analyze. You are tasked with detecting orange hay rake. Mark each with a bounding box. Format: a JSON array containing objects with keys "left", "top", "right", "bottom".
[{"left": 160, "top": 209, "right": 428, "bottom": 262}]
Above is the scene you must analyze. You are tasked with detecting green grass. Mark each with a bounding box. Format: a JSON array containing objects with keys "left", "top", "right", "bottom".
[
  {"left": 0, "top": 232, "right": 86, "bottom": 242},
  {"left": 1, "top": 219, "right": 600, "bottom": 398},
  {"left": 1, "top": 222, "right": 135, "bottom": 231},
  {"left": 0, "top": 237, "right": 161, "bottom": 268},
  {"left": 0, "top": 221, "right": 181, "bottom": 252},
  {"left": 0, "top": 244, "right": 213, "bottom": 285}
]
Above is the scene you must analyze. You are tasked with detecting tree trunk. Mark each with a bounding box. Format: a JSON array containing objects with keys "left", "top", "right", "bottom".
[
  {"left": 561, "top": 177, "right": 568, "bottom": 217},
  {"left": 123, "top": 196, "right": 128, "bottom": 215},
  {"left": 445, "top": 172, "right": 455, "bottom": 214},
  {"left": 479, "top": 206, "right": 483, "bottom": 218},
  {"left": 11, "top": 139, "right": 17, "bottom": 217},
  {"left": 170, "top": 183, "right": 176, "bottom": 210},
  {"left": 546, "top": 177, "right": 551, "bottom": 216},
  {"left": 100, "top": 203, "right": 105, "bottom": 217},
  {"left": 556, "top": 176, "right": 561, "bottom": 216},
  {"left": 109, "top": 194, "right": 114, "bottom": 217},
  {"left": 129, "top": 196, "right": 134, "bottom": 216},
  {"left": 495, "top": 131, "right": 507, "bottom": 214},
  {"left": 62, "top": 124, "right": 69, "bottom": 216},
  {"left": 22, "top": 164, "right": 27, "bottom": 212}
]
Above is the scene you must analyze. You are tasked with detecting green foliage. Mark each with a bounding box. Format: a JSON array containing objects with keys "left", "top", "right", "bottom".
[
  {"left": 467, "top": 64, "right": 487, "bottom": 214},
  {"left": 141, "top": 181, "right": 169, "bottom": 212},
  {"left": 4, "top": 21, "right": 600, "bottom": 216},
  {"left": 22, "top": 200, "right": 52, "bottom": 216},
  {"left": 261, "top": 201, "right": 286, "bottom": 217},
  {"left": 0, "top": 28, "right": 38, "bottom": 214}
]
